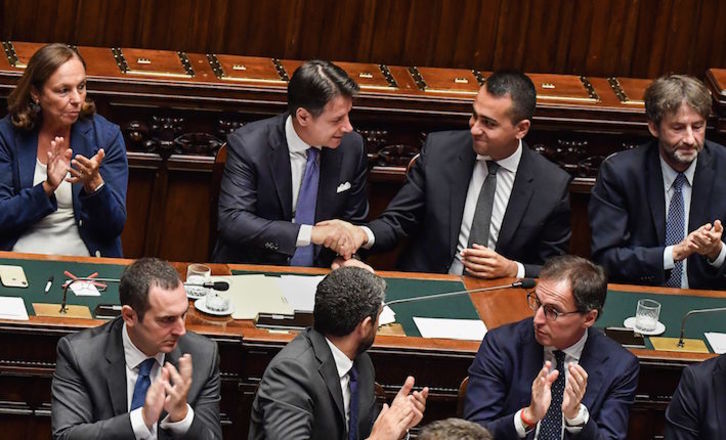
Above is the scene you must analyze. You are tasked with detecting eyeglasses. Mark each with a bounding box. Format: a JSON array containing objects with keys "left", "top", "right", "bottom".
[{"left": 526, "top": 291, "right": 582, "bottom": 321}]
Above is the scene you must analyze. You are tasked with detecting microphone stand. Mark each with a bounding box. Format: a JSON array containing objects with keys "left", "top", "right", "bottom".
[
  {"left": 384, "top": 279, "right": 535, "bottom": 307},
  {"left": 650, "top": 306, "right": 726, "bottom": 353}
]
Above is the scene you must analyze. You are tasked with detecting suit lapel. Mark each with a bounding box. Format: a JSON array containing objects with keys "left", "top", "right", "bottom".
[
  {"left": 714, "top": 356, "right": 726, "bottom": 433},
  {"left": 267, "top": 118, "right": 294, "bottom": 220},
  {"left": 646, "top": 145, "right": 666, "bottom": 243},
  {"left": 69, "top": 118, "right": 95, "bottom": 206},
  {"left": 497, "top": 144, "right": 535, "bottom": 252},
  {"left": 309, "top": 330, "right": 347, "bottom": 426},
  {"left": 689, "top": 144, "right": 714, "bottom": 231},
  {"left": 16, "top": 129, "right": 39, "bottom": 189},
  {"left": 578, "top": 329, "right": 608, "bottom": 411},
  {"left": 317, "top": 147, "right": 342, "bottom": 221},
  {"left": 522, "top": 321, "right": 545, "bottom": 389},
  {"left": 450, "top": 143, "right": 476, "bottom": 254},
  {"left": 105, "top": 319, "right": 128, "bottom": 416}
]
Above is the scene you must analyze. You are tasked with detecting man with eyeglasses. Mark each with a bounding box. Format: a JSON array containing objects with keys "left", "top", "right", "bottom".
[{"left": 463, "top": 255, "right": 639, "bottom": 439}]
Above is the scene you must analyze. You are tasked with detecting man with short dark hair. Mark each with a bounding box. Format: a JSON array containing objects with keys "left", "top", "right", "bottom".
[
  {"left": 340, "top": 70, "right": 571, "bottom": 278},
  {"left": 51, "top": 258, "right": 221, "bottom": 439},
  {"left": 464, "top": 255, "right": 639, "bottom": 439},
  {"left": 213, "top": 60, "right": 369, "bottom": 267},
  {"left": 589, "top": 74, "right": 726, "bottom": 289},
  {"left": 249, "top": 266, "right": 429, "bottom": 439},
  {"left": 418, "top": 418, "right": 493, "bottom": 440}
]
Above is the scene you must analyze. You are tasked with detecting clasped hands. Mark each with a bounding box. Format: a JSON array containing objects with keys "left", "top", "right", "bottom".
[
  {"left": 523, "top": 360, "right": 588, "bottom": 426},
  {"left": 43, "top": 136, "right": 106, "bottom": 196},
  {"left": 369, "top": 376, "right": 429, "bottom": 440},
  {"left": 673, "top": 219, "right": 724, "bottom": 263},
  {"left": 142, "top": 353, "right": 193, "bottom": 429}
]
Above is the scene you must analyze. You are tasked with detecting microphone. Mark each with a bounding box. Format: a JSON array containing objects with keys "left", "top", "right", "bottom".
[
  {"left": 384, "top": 278, "right": 535, "bottom": 307},
  {"left": 676, "top": 307, "right": 726, "bottom": 347},
  {"left": 184, "top": 281, "right": 230, "bottom": 291}
]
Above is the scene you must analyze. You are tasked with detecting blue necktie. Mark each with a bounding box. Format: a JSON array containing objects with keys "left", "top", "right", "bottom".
[
  {"left": 348, "top": 365, "right": 359, "bottom": 440},
  {"left": 539, "top": 350, "right": 566, "bottom": 439},
  {"left": 290, "top": 148, "right": 320, "bottom": 266},
  {"left": 130, "top": 358, "right": 155, "bottom": 410},
  {"left": 665, "top": 174, "right": 687, "bottom": 287}
]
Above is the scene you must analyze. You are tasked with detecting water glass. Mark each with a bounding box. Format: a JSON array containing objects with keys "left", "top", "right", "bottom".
[
  {"left": 186, "top": 264, "right": 211, "bottom": 298},
  {"left": 634, "top": 299, "right": 661, "bottom": 332}
]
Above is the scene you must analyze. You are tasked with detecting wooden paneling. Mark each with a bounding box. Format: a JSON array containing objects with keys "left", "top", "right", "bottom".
[{"left": 3, "top": 0, "right": 726, "bottom": 78}]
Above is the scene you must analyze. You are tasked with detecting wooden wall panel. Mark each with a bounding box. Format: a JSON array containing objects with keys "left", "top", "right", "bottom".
[{"left": 3, "top": 0, "right": 726, "bottom": 78}]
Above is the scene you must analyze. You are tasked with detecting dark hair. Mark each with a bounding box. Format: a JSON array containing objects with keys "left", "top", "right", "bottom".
[
  {"left": 119, "top": 258, "right": 181, "bottom": 321},
  {"left": 484, "top": 70, "right": 536, "bottom": 124},
  {"left": 539, "top": 255, "right": 607, "bottom": 319},
  {"left": 7, "top": 43, "right": 95, "bottom": 130},
  {"left": 418, "top": 418, "right": 493, "bottom": 440},
  {"left": 644, "top": 74, "right": 711, "bottom": 125},
  {"left": 287, "top": 60, "right": 359, "bottom": 117},
  {"left": 313, "top": 267, "right": 385, "bottom": 336}
]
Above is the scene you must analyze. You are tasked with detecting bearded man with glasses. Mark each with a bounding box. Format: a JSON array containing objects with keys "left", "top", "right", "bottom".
[{"left": 463, "top": 255, "right": 639, "bottom": 440}]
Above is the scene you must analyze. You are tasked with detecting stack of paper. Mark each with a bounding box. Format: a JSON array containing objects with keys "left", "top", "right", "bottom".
[
  {"left": 0, "top": 297, "right": 29, "bottom": 321},
  {"left": 211, "top": 275, "right": 293, "bottom": 320},
  {"left": 275, "top": 275, "right": 324, "bottom": 312},
  {"left": 413, "top": 317, "right": 487, "bottom": 341},
  {"left": 705, "top": 332, "right": 726, "bottom": 354}
]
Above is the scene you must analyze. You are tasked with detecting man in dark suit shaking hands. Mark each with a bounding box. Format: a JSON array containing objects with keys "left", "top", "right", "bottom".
[
  {"left": 51, "top": 258, "right": 221, "bottom": 439},
  {"left": 213, "top": 60, "right": 369, "bottom": 268}
]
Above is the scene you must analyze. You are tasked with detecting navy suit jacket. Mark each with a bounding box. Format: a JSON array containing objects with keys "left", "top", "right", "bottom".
[
  {"left": 0, "top": 114, "right": 128, "bottom": 257},
  {"left": 665, "top": 354, "right": 726, "bottom": 440},
  {"left": 212, "top": 114, "right": 369, "bottom": 266},
  {"left": 464, "top": 318, "right": 639, "bottom": 440},
  {"left": 367, "top": 130, "right": 571, "bottom": 277},
  {"left": 248, "top": 328, "right": 377, "bottom": 440},
  {"left": 589, "top": 140, "right": 726, "bottom": 289}
]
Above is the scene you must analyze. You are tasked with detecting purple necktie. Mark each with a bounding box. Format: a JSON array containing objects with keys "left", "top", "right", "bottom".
[{"left": 290, "top": 148, "right": 320, "bottom": 266}]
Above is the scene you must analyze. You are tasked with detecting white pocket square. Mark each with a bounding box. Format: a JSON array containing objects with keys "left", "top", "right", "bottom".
[{"left": 336, "top": 182, "right": 352, "bottom": 193}]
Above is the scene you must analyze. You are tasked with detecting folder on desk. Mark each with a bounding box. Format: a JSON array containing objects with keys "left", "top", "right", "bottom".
[{"left": 211, "top": 275, "right": 293, "bottom": 320}]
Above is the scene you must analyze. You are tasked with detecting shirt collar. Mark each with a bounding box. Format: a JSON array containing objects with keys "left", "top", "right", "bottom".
[
  {"left": 659, "top": 153, "right": 697, "bottom": 191},
  {"left": 325, "top": 337, "right": 354, "bottom": 379},
  {"left": 476, "top": 138, "right": 522, "bottom": 173},
  {"left": 285, "top": 115, "right": 318, "bottom": 154},
  {"left": 122, "top": 322, "right": 165, "bottom": 370},
  {"left": 546, "top": 329, "right": 588, "bottom": 362}
]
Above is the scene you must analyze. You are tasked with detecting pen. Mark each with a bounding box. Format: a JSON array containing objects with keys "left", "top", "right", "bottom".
[{"left": 45, "top": 275, "right": 53, "bottom": 294}]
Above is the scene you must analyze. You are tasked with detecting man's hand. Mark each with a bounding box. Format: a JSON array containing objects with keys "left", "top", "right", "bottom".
[
  {"left": 524, "top": 361, "right": 559, "bottom": 423},
  {"left": 562, "top": 363, "right": 588, "bottom": 419},
  {"left": 689, "top": 220, "right": 724, "bottom": 261},
  {"left": 163, "top": 354, "right": 193, "bottom": 422},
  {"left": 142, "top": 367, "right": 169, "bottom": 429},
  {"left": 311, "top": 220, "right": 356, "bottom": 259},
  {"left": 390, "top": 376, "right": 429, "bottom": 430},
  {"left": 461, "top": 244, "right": 518, "bottom": 278},
  {"left": 369, "top": 376, "right": 429, "bottom": 440},
  {"left": 331, "top": 256, "right": 375, "bottom": 273}
]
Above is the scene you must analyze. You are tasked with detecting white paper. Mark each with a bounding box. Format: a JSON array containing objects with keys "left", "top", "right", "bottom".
[
  {"left": 217, "top": 274, "right": 293, "bottom": 320},
  {"left": 70, "top": 281, "right": 101, "bottom": 297},
  {"left": 705, "top": 332, "right": 726, "bottom": 354},
  {"left": 0, "top": 296, "right": 29, "bottom": 320},
  {"left": 275, "top": 275, "right": 324, "bottom": 312},
  {"left": 413, "top": 317, "right": 487, "bottom": 341},
  {"left": 379, "top": 305, "right": 396, "bottom": 326}
]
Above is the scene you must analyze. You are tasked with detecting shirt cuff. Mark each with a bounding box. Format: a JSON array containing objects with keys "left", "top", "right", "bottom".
[
  {"left": 513, "top": 409, "right": 530, "bottom": 438},
  {"left": 160, "top": 404, "right": 194, "bottom": 434},
  {"left": 296, "top": 224, "right": 313, "bottom": 247},
  {"left": 564, "top": 403, "right": 590, "bottom": 433},
  {"left": 360, "top": 226, "right": 375, "bottom": 249},
  {"left": 663, "top": 245, "right": 675, "bottom": 270},
  {"left": 515, "top": 262, "right": 525, "bottom": 279},
  {"left": 130, "top": 407, "right": 154, "bottom": 440},
  {"left": 707, "top": 242, "right": 726, "bottom": 267},
  {"left": 90, "top": 181, "right": 105, "bottom": 194}
]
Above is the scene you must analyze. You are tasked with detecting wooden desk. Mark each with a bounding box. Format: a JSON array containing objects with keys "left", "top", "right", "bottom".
[{"left": 0, "top": 252, "right": 719, "bottom": 439}]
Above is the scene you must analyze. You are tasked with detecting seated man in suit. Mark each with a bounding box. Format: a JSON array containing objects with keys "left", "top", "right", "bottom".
[
  {"left": 332, "top": 70, "right": 571, "bottom": 278},
  {"left": 212, "top": 60, "right": 369, "bottom": 267},
  {"left": 464, "top": 255, "right": 639, "bottom": 439},
  {"left": 249, "top": 266, "right": 429, "bottom": 439},
  {"left": 51, "top": 258, "right": 221, "bottom": 439},
  {"left": 665, "top": 353, "right": 726, "bottom": 439},
  {"left": 589, "top": 74, "right": 726, "bottom": 289}
]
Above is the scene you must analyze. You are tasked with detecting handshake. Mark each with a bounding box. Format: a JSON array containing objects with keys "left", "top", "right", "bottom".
[{"left": 310, "top": 219, "right": 370, "bottom": 268}]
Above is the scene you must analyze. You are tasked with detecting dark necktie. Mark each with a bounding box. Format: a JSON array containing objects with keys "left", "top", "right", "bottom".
[
  {"left": 348, "top": 365, "right": 359, "bottom": 440},
  {"left": 665, "top": 173, "right": 687, "bottom": 287},
  {"left": 539, "top": 350, "right": 566, "bottom": 440},
  {"left": 468, "top": 160, "right": 500, "bottom": 249},
  {"left": 290, "top": 148, "right": 320, "bottom": 266},
  {"left": 130, "top": 358, "right": 155, "bottom": 410}
]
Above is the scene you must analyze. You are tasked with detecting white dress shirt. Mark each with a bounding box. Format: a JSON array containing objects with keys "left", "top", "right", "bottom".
[
  {"left": 660, "top": 156, "right": 726, "bottom": 288},
  {"left": 514, "top": 331, "right": 590, "bottom": 438},
  {"left": 325, "top": 338, "right": 355, "bottom": 427},
  {"left": 285, "top": 115, "right": 322, "bottom": 248},
  {"left": 122, "top": 324, "right": 193, "bottom": 439}
]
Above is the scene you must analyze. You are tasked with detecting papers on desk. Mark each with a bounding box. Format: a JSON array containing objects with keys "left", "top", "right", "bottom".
[
  {"left": 275, "top": 275, "right": 324, "bottom": 312},
  {"left": 70, "top": 281, "right": 101, "bottom": 297},
  {"left": 413, "top": 317, "right": 487, "bottom": 341},
  {"left": 705, "top": 332, "right": 726, "bottom": 354},
  {"left": 211, "top": 275, "right": 293, "bottom": 320},
  {"left": 0, "top": 296, "right": 29, "bottom": 320},
  {"left": 379, "top": 306, "right": 396, "bottom": 326}
]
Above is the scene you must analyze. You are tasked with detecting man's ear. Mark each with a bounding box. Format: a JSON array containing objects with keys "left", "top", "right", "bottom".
[
  {"left": 583, "top": 309, "right": 598, "bottom": 328},
  {"left": 514, "top": 119, "right": 531, "bottom": 139},
  {"left": 647, "top": 120, "right": 660, "bottom": 138},
  {"left": 295, "top": 107, "right": 313, "bottom": 127},
  {"left": 121, "top": 305, "right": 137, "bottom": 327},
  {"left": 357, "top": 316, "right": 374, "bottom": 336}
]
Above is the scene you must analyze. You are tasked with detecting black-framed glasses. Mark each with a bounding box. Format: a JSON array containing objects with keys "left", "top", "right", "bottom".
[{"left": 526, "top": 291, "right": 582, "bottom": 321}]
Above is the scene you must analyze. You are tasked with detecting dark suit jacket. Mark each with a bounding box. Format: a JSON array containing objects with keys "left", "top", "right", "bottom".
[
  {"left": 212, "top": 113, "right": 369, "bottom": 266},
  {"left": 248, "top": 328, "right": 377, "bottom": 440},
  {"left": 665, "top": 353, "right": 726, "bottom": 440},
  {"left": 464, "top": 318, "right": 640, "bottom": 440},
  {"left": 589, "top": 140, "right": 726, "bottom": 289},
  {"left": 0, "top": 114, "right": 128, "bottom": 257},
  {"left": 367, "top": 130, "right": 571, "bottom": 277},
  {"left": 51, "top": 317, "right": 221, "bottom": 440}
]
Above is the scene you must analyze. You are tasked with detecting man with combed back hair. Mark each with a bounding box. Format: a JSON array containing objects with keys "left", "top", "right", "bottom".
[{"left": 249, "top": 266, "right": 429, "bottom": 439}]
